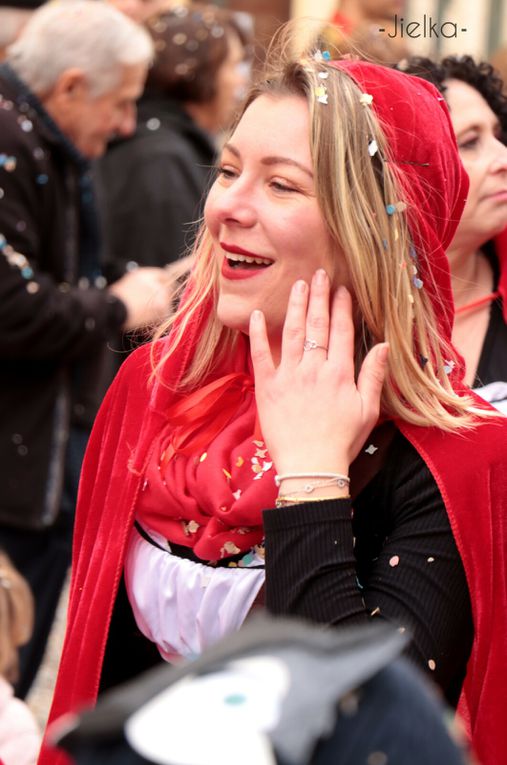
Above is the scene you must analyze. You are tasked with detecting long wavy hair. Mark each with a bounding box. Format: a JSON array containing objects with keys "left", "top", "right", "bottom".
[{"left": 151, "top": 45, "right": 486, "bottom": 431}]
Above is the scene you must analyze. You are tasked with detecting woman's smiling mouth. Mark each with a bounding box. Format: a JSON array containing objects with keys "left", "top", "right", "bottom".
[{"left": 220, "top": 242, "right": 274, "bottom": 277}]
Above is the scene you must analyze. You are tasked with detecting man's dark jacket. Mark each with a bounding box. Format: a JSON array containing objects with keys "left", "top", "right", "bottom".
[
  {"left": 95, "top": 94, "right": 215, "bottom": 278},
  {"left": 0, "top": 69, "right": 126, "bottom": 530}
]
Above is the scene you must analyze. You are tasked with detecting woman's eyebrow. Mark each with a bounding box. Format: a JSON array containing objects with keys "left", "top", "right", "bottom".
[
  {"left": 456, "top": 117, "right": 501, "bottom": 137},
  {"left": 222, "top": 142, "right": 313, "bottom": 178}
]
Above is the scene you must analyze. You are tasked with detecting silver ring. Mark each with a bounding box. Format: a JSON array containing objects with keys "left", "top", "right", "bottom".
[{"left": 303, "top": 339, "right": 328, "bottom": 352}]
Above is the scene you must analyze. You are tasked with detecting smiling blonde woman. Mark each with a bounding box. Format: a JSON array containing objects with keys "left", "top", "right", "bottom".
[{"left": 41, "top": 41, "right": 507, "bottom": 765}]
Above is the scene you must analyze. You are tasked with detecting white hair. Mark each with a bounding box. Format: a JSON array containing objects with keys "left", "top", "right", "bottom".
[{"left": 6, "top": 0, "right": 154, "bottom": 97}]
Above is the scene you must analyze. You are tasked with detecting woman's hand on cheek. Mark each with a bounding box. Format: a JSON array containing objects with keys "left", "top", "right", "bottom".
[{"left": 249, "top": 269, "right": 389, "bottom": 476}]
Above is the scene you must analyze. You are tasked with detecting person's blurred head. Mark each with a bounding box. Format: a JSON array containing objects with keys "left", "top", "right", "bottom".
[
  {"left": 6, "top": 0, "right": 154, "bottom": 158},
  {"left": 399, "top": 56, "right": 507, "bottom": 252},
  {"left": 0, "top": 551, "right": 34, "bottom": 684},
  {"left": 144, "top": 4, "right": 253, "bottom": 134}
]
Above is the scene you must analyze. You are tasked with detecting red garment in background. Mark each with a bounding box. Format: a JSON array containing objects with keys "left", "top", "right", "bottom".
[
  {"left": 494, "top": 227, "right": 507, "bottom": 321},
  {"left": 39, "top": 63, "right": 507, "bottom": 765},
  {"left": 329, "top": 10, "right": 355, "bottom": 36}
]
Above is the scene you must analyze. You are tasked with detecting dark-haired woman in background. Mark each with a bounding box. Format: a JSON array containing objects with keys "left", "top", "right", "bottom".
[
  {"left": 96, "top": 3, "right": 253, "bottom": 278},
  {"left": 400, "top": 56, "right": 507, "bottom": 412}
]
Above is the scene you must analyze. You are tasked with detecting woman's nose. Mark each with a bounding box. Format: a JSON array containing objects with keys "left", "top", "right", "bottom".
[
  {"left": 212, "top": 178, "right": 257, "bottom": 227},
  {"left": 490, "top": 136, "right": 507, "bottom": 173}
]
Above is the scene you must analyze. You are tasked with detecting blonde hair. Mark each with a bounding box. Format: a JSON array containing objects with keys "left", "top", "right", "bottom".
[
  {"left": 0, "top": 552, "right": 34, "bottom": 684},
  {"left": 152, "top": 45, "right": 486, "bottom": 431}
]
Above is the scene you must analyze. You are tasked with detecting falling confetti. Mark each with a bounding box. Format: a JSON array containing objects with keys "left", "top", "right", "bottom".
[
  {"left": 365, "top": 444, "right": 378, "bottom": 455},
  {"left": 428, "top": 659, "right": 436, "bottom": 671},
  {"left": 146, "top": 118, "right": 161, "bottom": 131},
  {"left": 389, "top": 555, "right": 400, "bottom": 567}
]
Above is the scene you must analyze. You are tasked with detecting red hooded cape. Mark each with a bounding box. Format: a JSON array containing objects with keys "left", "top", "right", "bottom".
[{"left": 40, "top": 63, "right": 507, "bottom": 765}]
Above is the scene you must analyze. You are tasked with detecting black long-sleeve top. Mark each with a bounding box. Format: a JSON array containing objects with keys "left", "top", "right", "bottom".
[{"left": 263, "top": 430, "right": 473, "bottom": 708}]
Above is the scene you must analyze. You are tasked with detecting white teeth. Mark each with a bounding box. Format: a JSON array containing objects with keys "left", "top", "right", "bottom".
[{"left": 226, "top": 253, "right": 272, "bottom": 266}]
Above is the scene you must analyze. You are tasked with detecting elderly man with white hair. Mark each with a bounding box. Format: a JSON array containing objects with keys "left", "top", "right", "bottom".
[{"left": 0, "top": 0, "right": 173, "bottom": 698}]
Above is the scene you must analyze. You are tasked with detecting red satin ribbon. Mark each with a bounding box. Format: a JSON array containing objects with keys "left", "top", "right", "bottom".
[{"left": 161, "top": 373, "right": 254, "bottom": 466}]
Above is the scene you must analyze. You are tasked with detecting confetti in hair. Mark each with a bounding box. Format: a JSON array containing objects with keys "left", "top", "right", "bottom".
[
  {"left": 313, "top": 50, "right": 331, "bottom": 64},
  {"left": 386, "top": 201, "right": 407, "bottom": 215},
  {"left": 359, "top": 92, "right": 373, "bottom": 106},
  {"left": 368, "top": 139, "right": 378, "bottom": 157},
  {"left": 315, "top": 85, "right": 328, "bottom": 105}
]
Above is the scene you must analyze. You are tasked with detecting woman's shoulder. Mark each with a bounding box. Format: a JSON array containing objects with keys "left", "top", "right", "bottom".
[{"left": 111, "top": 339, "right": 170, "bottom": 389}]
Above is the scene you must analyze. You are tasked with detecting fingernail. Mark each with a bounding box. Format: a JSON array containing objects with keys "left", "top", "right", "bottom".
[
  {"left": 294, "top": 280, "right": 307, "bottom": 294},
  {"left": 314, "top": 269, "right": 327, "bottom": 285},
  {"left": 377, "top": 343, "right": 389, "bottom": 362},
  {"left": 337, "top": 285, "right": 348, "bottom": 298},
  {"left": 251, "top": 309, "right": 262, "bottom": 323}
]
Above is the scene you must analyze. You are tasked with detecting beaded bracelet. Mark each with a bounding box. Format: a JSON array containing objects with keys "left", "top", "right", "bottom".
[{"left": 274, "top": 472, "right": 350, "bottom": 494}]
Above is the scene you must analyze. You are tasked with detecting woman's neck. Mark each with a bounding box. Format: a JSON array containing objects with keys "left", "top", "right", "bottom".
[{"left": 446, "top": 244, "right": 494, "bottom": 309}]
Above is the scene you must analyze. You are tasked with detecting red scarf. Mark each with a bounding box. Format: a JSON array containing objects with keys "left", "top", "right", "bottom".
[{"left": 137, "top": 347, "right": 277, "bottom": 560}]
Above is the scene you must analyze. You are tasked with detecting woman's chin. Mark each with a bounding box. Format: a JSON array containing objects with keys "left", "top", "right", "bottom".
[{"left": 216, "top": 308, "right": 250, "bottom": 336}]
